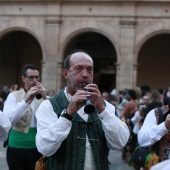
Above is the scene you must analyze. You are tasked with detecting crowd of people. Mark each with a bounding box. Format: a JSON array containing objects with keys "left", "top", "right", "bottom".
[
  {"left": 101, "top": 84, "right": 170, "bottom": 169},
  {"left": 0, "top": 50, "right": 170, "bottom": 170}
]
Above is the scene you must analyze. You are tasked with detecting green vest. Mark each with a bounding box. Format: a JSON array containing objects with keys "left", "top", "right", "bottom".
[{"left": 46, "top": 89, "right": 109, "bottom": 170}]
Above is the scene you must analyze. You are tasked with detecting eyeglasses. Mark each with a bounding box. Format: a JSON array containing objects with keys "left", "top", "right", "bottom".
[
  {"left": 77, "top": 135, "right": 99, "bottom": 141},
  {"left": 26, "top": 75, "right": 39, "bottom": 81}
]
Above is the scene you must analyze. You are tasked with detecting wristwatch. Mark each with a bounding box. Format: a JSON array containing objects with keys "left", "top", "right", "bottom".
[{"left": 61, "top": 109, "right": 73, "bottom": 121}]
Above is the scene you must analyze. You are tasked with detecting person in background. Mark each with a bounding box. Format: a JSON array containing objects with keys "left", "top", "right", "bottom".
[
  {"left": 120, "top": 89, "right": 138, "bottom": 120},
  {"left": 0, "top": 110, "right": 11, "bottom": 141},
  {"left": 131, "top": 105, "right": 147, "bottom": 146},
  {"left": 0, "top": 85, "right": 10, "bottom": 102},
  {"left": 109, "top": 94, "right": 120, "bottom": 117},
  {"left": 101, "top": 91, "right": 110, "bottom": 102},
  {"left": 138, "top": 118, "right": 145, "bottom": 130},
  {"left": 121, "top": 89, "right": 138, "bottom": 162},
  {"left": 138, "top": 103, "right": 170, "bottom": 162},
  {"left": 45, "top": 89, "right": 56, "bottom": 97},
  {"left": 135, "top": 87, "right": 143, "bottom": 104},
  {"left": 146, "top": 90, "right": 163, "bottom": 113},
  {"left": 142, "top": 95, "right": 150, "bottom": 107},
  {"left": 3, "top": 64, "right": 47, "bottom": 170},
  {"left": 9, "top": 84, "right": 18, "bottom": 92},
  {"left": 36, "top": 50, "right": 130, "bottom": 170},
  {"left": 158, "top": 87, "right": 164, "bottom": 103},
  {"left": 117, "top": 89, "right": 129, "bottom": 120}
]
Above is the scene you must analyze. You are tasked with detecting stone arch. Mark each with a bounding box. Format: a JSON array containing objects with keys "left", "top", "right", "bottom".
[
  {"left": 134, "top": 21, "right": 170, "bottom": 62},
  {"left": 59, "top": 28, "right": 120, "bottom": 62},
  {"left": 0, "top": 27, "right": 44, "bottom": 89},
  {"left": 0, "top": 26, "right": 45, "bottom": 60},
  {"left": 58, "top": 29, "right": 118, "bottom": 93}
]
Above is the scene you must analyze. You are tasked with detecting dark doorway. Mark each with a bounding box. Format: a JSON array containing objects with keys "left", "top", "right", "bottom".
[
  {"left": 0, "top": 31, "right": 42, "bottom": 89},
  {"left": 137, "top": 33, "right": 170, "bottom": 91}
]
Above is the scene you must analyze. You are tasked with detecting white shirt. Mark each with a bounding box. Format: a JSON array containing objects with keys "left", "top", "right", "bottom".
[
  {"left": 138, "top": 109, "right": 169, "bottom": 147},
  {"left": 131, "top": 110, "right": 142, "bottom": 134},
  {"left": 150, "top": 159, "right": 170, "bottom": 170},
  {"left": 3, "top": 92, "right": 37, "bottom": 127},
  {"left": 36, "top": 88, "right": 130, "bottom": 157},
  {"left": 0, "top": 110, "right": 11, "bottom": 141}
]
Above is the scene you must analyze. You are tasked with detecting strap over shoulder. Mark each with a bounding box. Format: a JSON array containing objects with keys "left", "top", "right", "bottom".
[
  {"left": 154, "top": 105, "right": 169, "bottom": 125},
  {"left": 157, "top": 107, "right": 164, "bottom": 124}
]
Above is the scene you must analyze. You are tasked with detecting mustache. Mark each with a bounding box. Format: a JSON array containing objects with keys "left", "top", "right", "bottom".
[{"left": 79, "top": 81, "right": 90, "bottom": 87}]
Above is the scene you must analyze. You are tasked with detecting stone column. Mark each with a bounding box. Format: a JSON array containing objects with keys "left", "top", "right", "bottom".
[
  {"left": 115, "top": 62, "right": 121, "bottom": 91},
  {"left": 118, "top": 19, "right": 137, "bottom": 90},
  {"left": 41, "top": 18, "right": 62, "bottom": 91},
  {"left": 132, "top": 63, "right": 138, "bottom": 89},
  {"left": 56, "top": 61, "right": 63, "bottom": 92}
]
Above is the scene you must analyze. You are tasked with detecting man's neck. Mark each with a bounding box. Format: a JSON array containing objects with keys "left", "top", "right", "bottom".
[
  {"left": 24, "top": 88, "right": 28, "bottom": 93},
  {"left": 66, "top": 87, "right": 74, "bottom": 96}
]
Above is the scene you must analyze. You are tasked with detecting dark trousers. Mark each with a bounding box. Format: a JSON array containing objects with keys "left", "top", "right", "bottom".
[{"left": 7, "top": 146, "right": 42, "bottom": 170}]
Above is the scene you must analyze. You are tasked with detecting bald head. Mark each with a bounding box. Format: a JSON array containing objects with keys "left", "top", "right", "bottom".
[{"left": 64, "top": 51, "right": 93, "bottom": 70}]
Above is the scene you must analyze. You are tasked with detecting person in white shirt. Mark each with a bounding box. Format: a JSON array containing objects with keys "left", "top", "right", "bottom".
[
  {"left": 131, "top": 105, "right": 147, "bottom": 142},
  {"left": 0, "top": 110, "right": 11, "bottom": 141},
  {"left": 3, "top": 64, "right": 47, "bottom": 170},
  {"left": 36, "top": 50, "right": 130, "bottom": 170},
  {"left": 150, "top": 159, "right": 170, "bottom": 170},
  {"left": 138, "top": 104, "right": 170, "bottom": 162}
]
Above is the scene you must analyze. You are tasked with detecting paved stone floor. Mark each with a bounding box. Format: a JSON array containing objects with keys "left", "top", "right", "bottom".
[
  {"left": 108, "top": 150, "right": 134, "bottom": 170},
  {"left": 0, "top": 141, "right": 133, "bottom": 170},
  {"left": 0, "top": 141, "right": 8, "bottom": 170}
]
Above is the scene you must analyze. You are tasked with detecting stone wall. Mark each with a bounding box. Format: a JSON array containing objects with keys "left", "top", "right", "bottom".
[{"left": 0, "top": 1, "right": 170, "bottom": 91}]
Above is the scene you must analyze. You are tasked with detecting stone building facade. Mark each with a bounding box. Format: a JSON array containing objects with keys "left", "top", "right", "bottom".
[{"left": 0, "top": 0, "right": 170, "bottom": 93}]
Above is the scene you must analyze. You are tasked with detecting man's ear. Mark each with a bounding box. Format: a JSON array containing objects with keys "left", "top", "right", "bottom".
[
  {"left": 22, "top": 76, "right": 26, "bottom": 83},
  {"left": 62, "top": 69, "right": 68, "bottom": 79}
]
